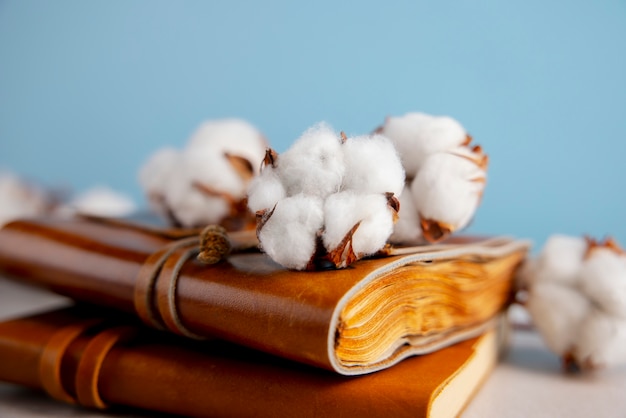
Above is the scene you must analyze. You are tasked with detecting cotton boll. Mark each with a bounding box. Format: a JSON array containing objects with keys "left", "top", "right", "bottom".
[
  {"left": 341, "top": 134, "right": 405, "bottom": 196},
  {"left": 525, "top": 235, "right": 626, "bottom": 371},
  {"left": 257, "top": 195, "right": 324, "bottom": 270},
  {"left": 389, "top": 186, "right": 423, "bottom": 244},
  {"left": 164, "top": 183, "right": 230, "bottom": 227},
  {"left": 161, "top": 158, "right": 231, "bottom": 227},
  {"left": 138, "top": 119, "right": 266, "bottom": 230},
  {"left": 277, "top": 123, "right": 345, "bottom": 197},
  {"left": 138, "top": 148, "right": 181, "bottom": 217},
  {"left": 526, "top": 281, "right": 592, "bottom": 356},
  {"left": 410, "top": 151, "right": 485, "bottom": 242},
  {"left": 575, "top": 309, "right": 626, "bottom": 369},
  {"left": 322, "top": 192, "right": 395, "bottom": 259},
  {"left": 525, "top": 235, "right": 587, "bottom": 287},
  {"left": 138, "top": 147, "right": 180, "bottom": 194},
  {"left": 380, "top": 112, "right": 468, "bottom": 179},
  {"left": 350, "top": 195, "right": 396, "bottom": 256},
  {"left": 251, "top": 123, "right": 408, "bottom": 269},
  {"left": 246, "top": 167, "right": 286, "bottom": 214},
  {"left": 579, "top": 247, "right": 626, "bottom": 318},
  {"left": 185, "top": 119, "right": 268, "bottom": 174},
  {"left": 182, "top": 150, "right": 248, "bottom": 199}
]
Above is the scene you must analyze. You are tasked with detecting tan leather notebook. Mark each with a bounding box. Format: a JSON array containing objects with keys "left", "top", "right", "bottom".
[
  {"left": 0, "top": 216, "right": 528, "bottom": 375},
  {"left": 0, "top": 306, "right": 506, "bottom": 418}
]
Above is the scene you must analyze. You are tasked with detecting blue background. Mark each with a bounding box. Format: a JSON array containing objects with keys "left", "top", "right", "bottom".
[{"left": 1, "top": 0, "right": 625, "bottom": 248}]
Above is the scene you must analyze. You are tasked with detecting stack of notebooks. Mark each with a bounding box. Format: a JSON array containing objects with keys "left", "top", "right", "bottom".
[{"left": 0, "top": 216, "right": 529, "bottom": 417}]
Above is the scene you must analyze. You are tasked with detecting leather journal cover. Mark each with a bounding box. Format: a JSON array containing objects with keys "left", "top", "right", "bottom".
[
  {"left": 0, "top": 216, "right": 528, "bottom": 375},
  {"left": 0, "top": 306, "right": 505, "bottom": 418}
]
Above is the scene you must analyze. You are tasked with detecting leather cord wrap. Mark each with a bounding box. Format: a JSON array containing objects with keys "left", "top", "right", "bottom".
[
  {"left": 155, "top": 244, "right": 205, "bottom": 339},
  {"left": 75, "top": 326, "right": 137, "bottom": 409},
  {"left": 39, "top": 319, "right": 104, "bottom": 405},
  {"left": 133, "top": 237, "right": 205, "bottom": 339},
  {"left": 134, "top": 237, "right": 199, "bottom": 331}
]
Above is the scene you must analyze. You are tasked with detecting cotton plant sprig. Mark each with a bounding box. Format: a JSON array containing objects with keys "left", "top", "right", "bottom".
[
  {"left": 377, "top": 112, "right": 488, "bottom": 244},
  {"left": 139, "top": 119, "right": 268, "bottom": 230},
  {"left": 247, "top": 123, "right": 404, "bottom": 271},
  {"left": 519, "top": 234, "right": 626, "bottom": 372}
]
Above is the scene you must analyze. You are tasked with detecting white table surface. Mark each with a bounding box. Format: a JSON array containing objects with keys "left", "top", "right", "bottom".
[{"left": 1, "top": 278, "right": 625, "bottom": 418}]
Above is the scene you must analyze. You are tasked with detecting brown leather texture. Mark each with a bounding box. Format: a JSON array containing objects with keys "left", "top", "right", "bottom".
[
  {"left": 0, "top": 306, "right": 493, "bottom": 418},
  {"left": 0, "top": 217, "right": 528, "bottom": 374}
]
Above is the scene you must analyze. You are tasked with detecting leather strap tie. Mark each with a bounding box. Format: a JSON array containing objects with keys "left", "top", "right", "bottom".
[
  {"left": 133, "top": 237, "right": 199, "bottom": 332},
  {"left": 39, "top": 319, "right": 104, "bottom": 405},
  {"left": 133, "top": 237, "right": 205, "bottom": 339},
  {"left": 75, "top": 326, "right": 137, "bottom": 409},
  {"left": 133, "top": 225, "right": 235, "bottom": 339}
]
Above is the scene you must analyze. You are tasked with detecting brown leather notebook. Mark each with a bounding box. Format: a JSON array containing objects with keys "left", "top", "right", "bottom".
[
  {"left": 0, "top": 216, "right": 528, "bottom": 375},
  {"left": 0, "top": 306, "right": 505, "bottom": 418}
]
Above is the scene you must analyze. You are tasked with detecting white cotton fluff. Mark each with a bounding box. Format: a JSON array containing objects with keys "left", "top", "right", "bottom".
[
  {"left": 410, "top": 150, "right": 485, "bottom": 234},
  {"left": 138, "top": 147, "right": 180, "bottom": 217},
  {"left": 246, "top": 167, "right": 286, "bottom": 214},
  {"left": 0, "top": 172, "right": 51, "bottom": 227},
  {"left": 380, "top": 112, "right": 468, "bottom": 179},
  {"left": 257, "top": 195, "right": 324, "bottom": 270},
  {"left": 322, "top": 192, "right": 394, "bottom": 257},
  {"left": 526, "top": 281, "right": 591, "bottom": 356},
  {"left": 579, "top": 247, "right": 626, "bottom": 319},
  {"left": 63, "top": 186, "right": 136, "bottom": 218},
  {"left": 341, "top": 134, "right": 405, "bottom": 196},
  {"left": 138, "top": 119, "right": 267, "bottom": 228},
  {"left": 575, "top": 309, "right": 626, "bottom": 369},
  {"left": 138, "top": 147, "right": 180, "bottom": 195},
  {"left": 524, "top": 235, "right": 626, "bottom": 371},
  {"left": 376, "top": 112, "right": 488, "bottom": 244},
  {"left": 248, "top": 123, "right": 404, "bottom": 270},
  {"left": 185, "top": 119, "right": 267, "bottom": 176},
  {"left": 161, "top": 154, "right": 232, "bottom": 227},
  {"left": 389, "top": 186, "right": 423, "bottom": 244},
  {"left": 276, "top": 123, "right": 345, "bottom": 198},
  {"left": 518, "top": 235, "right": 587, "bottom": 288}
]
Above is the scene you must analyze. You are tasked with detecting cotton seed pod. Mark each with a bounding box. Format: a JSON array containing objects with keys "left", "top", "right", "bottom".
[
  {"left": 409, "top": 145, "right": 487, "bottom": 242},
  {"left": 524, "top": 235, "right": 626, "bottom": 371},
  {"left": 248, "top": 124, "right": 404, "bottom": 270},
  {"left": 138, "top": 119, "right": 268, "bottom": 230},
  {"left": 377, "top": 112, "right": 470, "bottom": 179}
]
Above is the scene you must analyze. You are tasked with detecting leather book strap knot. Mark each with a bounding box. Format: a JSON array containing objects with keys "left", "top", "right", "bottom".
[
  {"left": 75, "top": 326, "right": 137, "bottom": 409},
  {"left": 133, "top": 237, "right": 205, "bottom": 339},
  {"left": 39, "top": 319, "right": 104, "bottom": 404}
]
